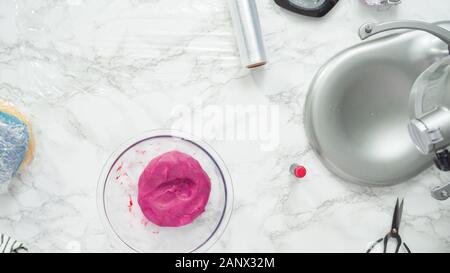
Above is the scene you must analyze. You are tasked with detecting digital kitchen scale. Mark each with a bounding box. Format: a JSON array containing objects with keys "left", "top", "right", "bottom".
[{"left": 274, "top": 0, "right": 339, "bottom": 17}]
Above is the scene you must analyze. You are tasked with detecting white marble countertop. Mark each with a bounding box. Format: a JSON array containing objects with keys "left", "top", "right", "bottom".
[{"left": 0, "top": 0, "right": 449, "bottom": 253}]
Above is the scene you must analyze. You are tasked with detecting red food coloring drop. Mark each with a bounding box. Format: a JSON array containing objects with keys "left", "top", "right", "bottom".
[
  {"left": 128, "top": 195, "right": 133, "bottom": 212},
  {"left": 141, "top": 219, "right": 149, "bottom": 226},
  {"left": 117, "top": 162, "right": 124, "bottom": 172},
  {"left": 115, "top": 162, "right": 125, "bottom": 182},
  {"left": 294, "top": 166, "right": 307, "bottom": 178}
]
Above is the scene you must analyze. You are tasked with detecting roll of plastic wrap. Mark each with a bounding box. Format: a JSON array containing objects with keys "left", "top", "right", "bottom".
[{"left": 228, "top": 0, "right": 267, "bottom": 69}]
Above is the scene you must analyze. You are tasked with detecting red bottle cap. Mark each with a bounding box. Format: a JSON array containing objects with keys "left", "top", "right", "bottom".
[{"left": 293, "top": 166, "right": 307, "bottom": 178}]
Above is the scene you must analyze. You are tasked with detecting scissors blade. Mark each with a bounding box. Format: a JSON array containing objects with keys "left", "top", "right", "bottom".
[
  {"left": 391, "top": 198, "right": 404, "bottom": 232},
  {"left": 396, "top": 199, "right": 404, "bottom": 231},
  {"left": 391, "top": 198, "right": 399, "bottom": 231}
]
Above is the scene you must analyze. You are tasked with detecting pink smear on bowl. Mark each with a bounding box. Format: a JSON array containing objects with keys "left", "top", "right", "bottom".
[{"left": 137, "top": 151, "right": 211, "bottom": 227}]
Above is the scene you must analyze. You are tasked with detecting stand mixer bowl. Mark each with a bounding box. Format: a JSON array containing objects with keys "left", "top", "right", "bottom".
[{"left": 305, "top": 23, "right": 450, "bottom": 186}]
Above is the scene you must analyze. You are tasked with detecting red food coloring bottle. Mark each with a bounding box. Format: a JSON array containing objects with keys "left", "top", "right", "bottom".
[{"left": 290, "top": 164, "right": 307, "bottom": 179}]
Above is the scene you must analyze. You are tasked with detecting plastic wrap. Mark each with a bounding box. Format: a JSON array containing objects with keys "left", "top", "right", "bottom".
[
  {"left": 12, "top": 0, "right": 238, "bottom": 102},
  {"left": 0, "top": 102, "right": 33, "bottom": 193},
  {"left": 0, "top": 111, "right": 29, "bottom": 193}
]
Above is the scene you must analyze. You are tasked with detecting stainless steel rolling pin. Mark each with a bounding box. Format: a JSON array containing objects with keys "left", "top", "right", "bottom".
[{"left": 228, "top": 0, "right": 267, "bottom": 69}]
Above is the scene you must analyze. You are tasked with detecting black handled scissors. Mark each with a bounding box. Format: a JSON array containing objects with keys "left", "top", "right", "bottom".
[{"left": 367, "top": 198, "right": 411, "bottom": 253}]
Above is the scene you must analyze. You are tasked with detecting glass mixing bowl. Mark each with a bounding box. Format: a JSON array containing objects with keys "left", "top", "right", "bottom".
[{"left": 97, "top": 130, "right": 233, "bottom": 253}]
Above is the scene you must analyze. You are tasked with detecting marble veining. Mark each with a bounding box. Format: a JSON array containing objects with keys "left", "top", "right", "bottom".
[{"left": 0, "top": 0, "right": 449, "bottom": 252}]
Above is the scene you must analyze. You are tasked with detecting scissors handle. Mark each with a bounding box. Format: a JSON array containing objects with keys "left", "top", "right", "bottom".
[
  {"left": 366, "top": 238, "right": 383, "bottom": 253},
  {"left": 383, "top": 233, "right": 402, "bottom": 253}
]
